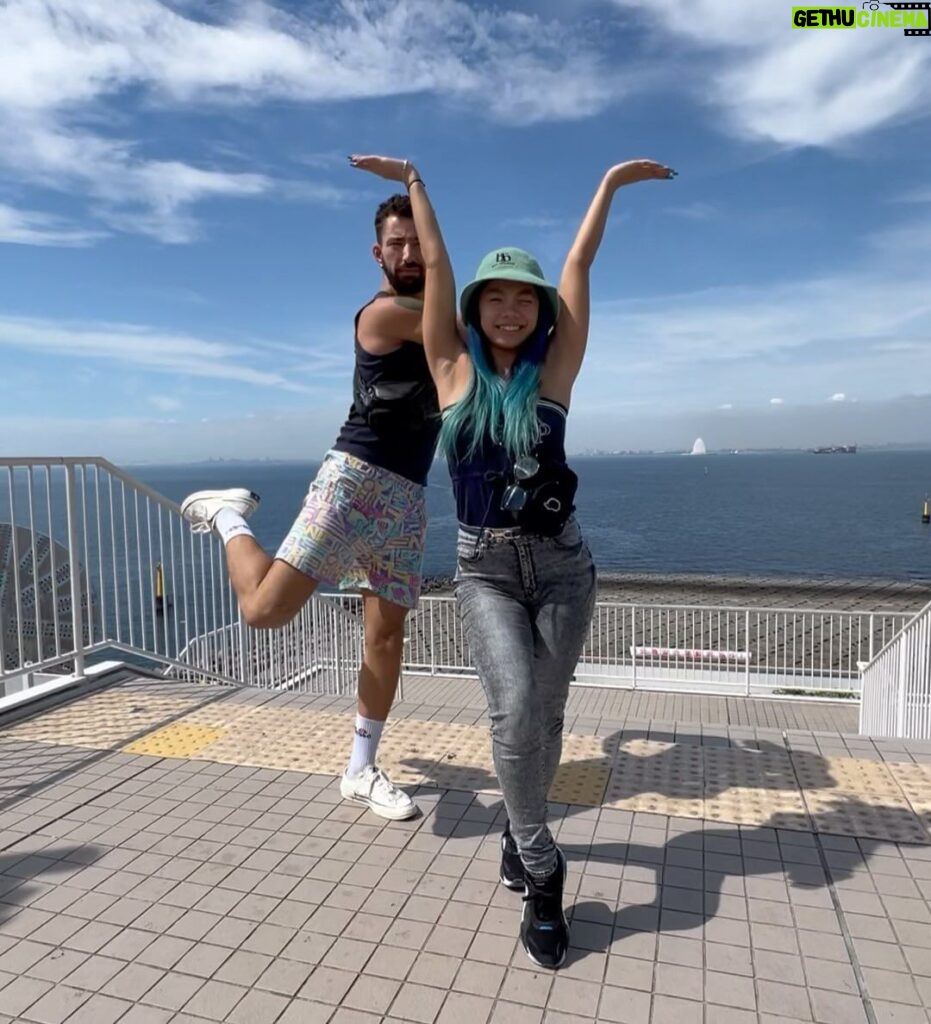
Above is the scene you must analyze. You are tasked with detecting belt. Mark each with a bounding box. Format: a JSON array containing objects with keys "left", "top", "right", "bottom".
[{"left": 459, "top": 524, "right": 525, "bottom": 543}]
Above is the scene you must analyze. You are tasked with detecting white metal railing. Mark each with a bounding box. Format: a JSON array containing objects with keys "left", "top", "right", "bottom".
[
  {"left": 859, "top": 599, "right": 931, "bottom": 738},
  {"left": 1, "top": 457, "right": 919, "bottom": 710},
  {"left": 0, "top": 457, "right": 363, "bottom": 706},
  {"left": 375, "top": 596, "right": 908, "bottom": 697}
]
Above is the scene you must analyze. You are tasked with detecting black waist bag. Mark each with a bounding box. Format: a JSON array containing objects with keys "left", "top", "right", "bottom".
[
  {"left": 353, "top": 371, "right": 439, "bottom": 434},
  {"left": 513, "top": 463, "right": 578, "bottom": 537}
]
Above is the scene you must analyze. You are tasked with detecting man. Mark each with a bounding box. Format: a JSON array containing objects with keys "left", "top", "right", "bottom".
[{"left": 181, "top": 192, "right": 439, "bottom": 820}]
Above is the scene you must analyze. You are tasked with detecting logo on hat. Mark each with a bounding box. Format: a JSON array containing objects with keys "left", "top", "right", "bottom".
[{"left": 495, "top": 251, "right": 513, "bottom": 264}]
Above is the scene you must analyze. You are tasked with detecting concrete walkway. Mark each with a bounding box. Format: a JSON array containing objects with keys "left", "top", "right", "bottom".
[{"left": 1, "top": 674, "right": 930, "bottom": 1023}]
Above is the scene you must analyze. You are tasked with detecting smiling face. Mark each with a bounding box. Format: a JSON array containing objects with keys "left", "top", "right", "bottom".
[{"left": 476, "top": 280, "right": 541, "bottom": 351}]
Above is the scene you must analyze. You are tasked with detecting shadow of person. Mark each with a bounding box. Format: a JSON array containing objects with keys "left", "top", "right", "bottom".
[
  {"left": 407, "top": 725, "right": 930, "bottom": 965},
  {"left": 0, "top": 844, "right": 105, "bottom": 926},
  {"left": 560, "top": 794, "right": 922, "bottom": 964},
  {"left": 406, "top": 729, "right": 840, "bottom": 842}
]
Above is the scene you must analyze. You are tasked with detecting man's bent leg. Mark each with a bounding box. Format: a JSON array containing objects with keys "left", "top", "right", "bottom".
[
  {"left": 340, "top": 592, "right": 417, "bottom": 820},
  {"left": 181, "top": 488, "right": 319, "bottom": 629},
  {"left": 226, "top": 539, "right": 319, "bottom": 629}
]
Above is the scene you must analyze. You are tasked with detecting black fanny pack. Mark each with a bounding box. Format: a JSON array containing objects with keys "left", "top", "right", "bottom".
[
  {"left": 353, "top": 371, "right": 439, "bottom": 434},
  {"left": 510, "top": 462, "right": 578, "bottom": 537}
]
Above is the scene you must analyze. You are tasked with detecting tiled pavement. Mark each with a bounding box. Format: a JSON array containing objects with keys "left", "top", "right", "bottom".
[{"left": 1, "top": 676, "right": 931, "bottom": 1023}]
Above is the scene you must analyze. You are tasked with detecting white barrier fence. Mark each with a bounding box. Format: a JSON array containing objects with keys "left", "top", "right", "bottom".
[
  {"left": 0, "top": 457, "right": 918, "bottom": 708},
  {"left": 0, "top": 458, "right": 363, "bottom": 706},
  {"left": 338, "top": 595, "right": 910, "bottom": 698},
  {"left": 859, "top": 599, "right": 931, "bottom": 739}
]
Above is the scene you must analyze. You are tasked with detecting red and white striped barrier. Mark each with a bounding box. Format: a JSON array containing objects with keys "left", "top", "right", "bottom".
[{"left": 631, "top": 646, "right": 752, "bottom": 664}]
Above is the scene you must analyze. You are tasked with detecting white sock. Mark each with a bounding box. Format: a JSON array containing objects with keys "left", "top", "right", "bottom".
[
  {"left": 347, "top": 714, "right": 385, "bottom": 777},
  {"left": 214, "top": 506, "right": 255, "bottom": 546}
]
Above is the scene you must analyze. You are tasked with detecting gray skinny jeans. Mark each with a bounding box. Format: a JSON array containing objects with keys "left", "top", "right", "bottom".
[{"left": 454, "top": 518, "right": 597, "bottom": 878}]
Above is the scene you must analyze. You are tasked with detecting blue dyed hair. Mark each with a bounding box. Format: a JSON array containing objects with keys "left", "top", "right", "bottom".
[{"left": 439, "top": 286, "right": 555, "bottom": 461}]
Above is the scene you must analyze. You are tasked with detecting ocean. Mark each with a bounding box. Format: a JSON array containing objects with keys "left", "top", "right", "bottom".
[{"left": 134, "top": 450, "right": 931, "bottom": 582}]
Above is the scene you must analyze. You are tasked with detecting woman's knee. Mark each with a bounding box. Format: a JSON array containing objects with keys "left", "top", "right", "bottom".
[{"left": 489, "top": 703, "right": 540, "bottom": 755}]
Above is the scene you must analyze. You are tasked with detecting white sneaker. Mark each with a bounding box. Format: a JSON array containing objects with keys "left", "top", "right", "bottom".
[
  {"left": 340, "top": 766, "right": 417, "bottom": 820},
  {"left": 180, "top": 488, "right": 261, "bottom": 534}
]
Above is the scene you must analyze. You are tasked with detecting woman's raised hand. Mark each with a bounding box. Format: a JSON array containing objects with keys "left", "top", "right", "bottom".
[
  {"left": 348, "top": 155, "right": 419, "bottom": 187},
  {"left": 606, "top": 160, "right": 677, "bottom": 188}
]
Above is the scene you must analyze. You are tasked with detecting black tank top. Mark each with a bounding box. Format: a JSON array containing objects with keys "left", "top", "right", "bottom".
[
  {"left": 333, "top": 294, "right": 440, "bottom": 485},
  {"left": 445, "top": 398, "right": 569, "bottom": 528}
]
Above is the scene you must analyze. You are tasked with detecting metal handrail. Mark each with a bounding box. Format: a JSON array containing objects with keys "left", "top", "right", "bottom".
[
  {"left": 859, "top": 598, "right": 931, "bottom": 738},
  {"left": 1, "top": 457, "right": 364, "bottom": 702}
]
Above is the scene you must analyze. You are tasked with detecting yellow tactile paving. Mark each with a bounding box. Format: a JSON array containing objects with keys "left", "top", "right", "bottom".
[
  {"left": 549, "top": 734, "right": 613, "bottom": 806},
  {"left": 124, "top": 724, "right": 227, "bottom": 758},
  {"left": 605, "top": 740, "right": 704, "bottom": 818},
  {"left": 1, "top": 691, "right": 202, "bottom": 748},
  {"left": 796, "top": 756, "right": 928, "bottom": 843},
  {"left": 704, "top": 746, "right": 811, "bottom": 830},
  {"left": 3, "top": 684, "right": 931, "bottom": 843}
]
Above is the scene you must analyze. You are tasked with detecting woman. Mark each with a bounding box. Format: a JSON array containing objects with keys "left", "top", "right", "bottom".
[{"left": 351, "top": 153, "right": 675, "bottom": 968}]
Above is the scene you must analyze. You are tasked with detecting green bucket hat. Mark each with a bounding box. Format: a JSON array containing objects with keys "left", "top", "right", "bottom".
[{"left": 459, "top": 247, "right": 560, "bottom": 326}]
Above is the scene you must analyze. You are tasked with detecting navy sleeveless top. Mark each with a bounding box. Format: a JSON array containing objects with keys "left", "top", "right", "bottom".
[
  {"left": 333, "top": 294, "right": 440, "bottom": 486},
  {"left": 445, "top": 398, "right": 569, "bottom": 528}
]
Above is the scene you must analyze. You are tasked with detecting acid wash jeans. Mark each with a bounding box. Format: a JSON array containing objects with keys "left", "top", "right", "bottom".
[{"left": 454, "top": 518, "right": 597, "bottom": 878}]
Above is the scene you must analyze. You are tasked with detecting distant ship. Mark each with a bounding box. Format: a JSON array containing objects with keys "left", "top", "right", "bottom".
[
  {"left": 690, "top": 437, "right": 707, "bottom": 455},
  {"left": 811, "top": 444, "right": 857, "bottom": 454}
]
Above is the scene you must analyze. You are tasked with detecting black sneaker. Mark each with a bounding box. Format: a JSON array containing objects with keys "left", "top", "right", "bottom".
[
  {"left": 520, "top": 848, "right": 569, "bottom": 969},
  {"left": 500, "top": 824, "right": 524, "bottom": 891}
]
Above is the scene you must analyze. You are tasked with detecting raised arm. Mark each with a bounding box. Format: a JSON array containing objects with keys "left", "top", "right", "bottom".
[
  {"left": 545, "top": 160, "right": 676, "bottom": 397},
  {"left": 349, "top": 156, "right": 469, "bottom": 406}
]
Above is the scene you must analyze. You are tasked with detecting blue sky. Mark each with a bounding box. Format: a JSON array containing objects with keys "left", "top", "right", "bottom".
[{"left": 0, "top": 0, "right": 929, "bottom": 462}]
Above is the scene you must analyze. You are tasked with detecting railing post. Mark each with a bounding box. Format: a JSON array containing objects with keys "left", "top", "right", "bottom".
[
  {"left": 868, "top": 613, "right": 875, "bottom": 664},
  {"left": 237, "top": 615, "right": 249, "bottom": 685},
  {"left": 896, "top": 633, "right": 909, "bottom": 738},
  {"left": 64, "top": 464, "right": 86, "bottom": 681},
  {"left": 631, "top": 604, "right": 638, "bottom": 690},
  {"left": 744, "top": 610, "right": 751, "bottom": 696},
  {"left": 430, "top": 604, "right": 436, "bottom": 677}
]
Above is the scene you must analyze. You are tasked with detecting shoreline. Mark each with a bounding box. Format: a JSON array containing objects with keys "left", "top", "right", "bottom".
[{"left": 421, "top": 571, "right": 931, "bottom": 611}]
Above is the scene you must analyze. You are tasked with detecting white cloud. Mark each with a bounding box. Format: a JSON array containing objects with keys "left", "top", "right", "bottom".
[
  {"left": 831, "top": 392, "right": 847, "bottom": 402},
  {"left": 611, "top": 0, "right": 931, "bottom": 146},
  {"left": 0, "top": 116, "right": 274, "bottom": 243},
  {"left": 582, "top": 255, "right": 931, "bottom": 415},
  {"left": 0, "top": 313, "right": 349, "bottom": 391},
  {"left": 769, "top": 397, "right": 784, "bottom": 405},
  {"left": 718, "top": 403, "right": 733, "bottom": 410},
  {"left": 0, "top": 202, "right": 105, "bottom": 246},
  {"left": 0, "top": 0, "right": 622, "bottom": 241}
]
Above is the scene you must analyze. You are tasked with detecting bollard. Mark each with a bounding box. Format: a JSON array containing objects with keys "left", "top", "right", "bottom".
[{"left": 155, "top": 561, "right": 165, "bottom": 616}]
